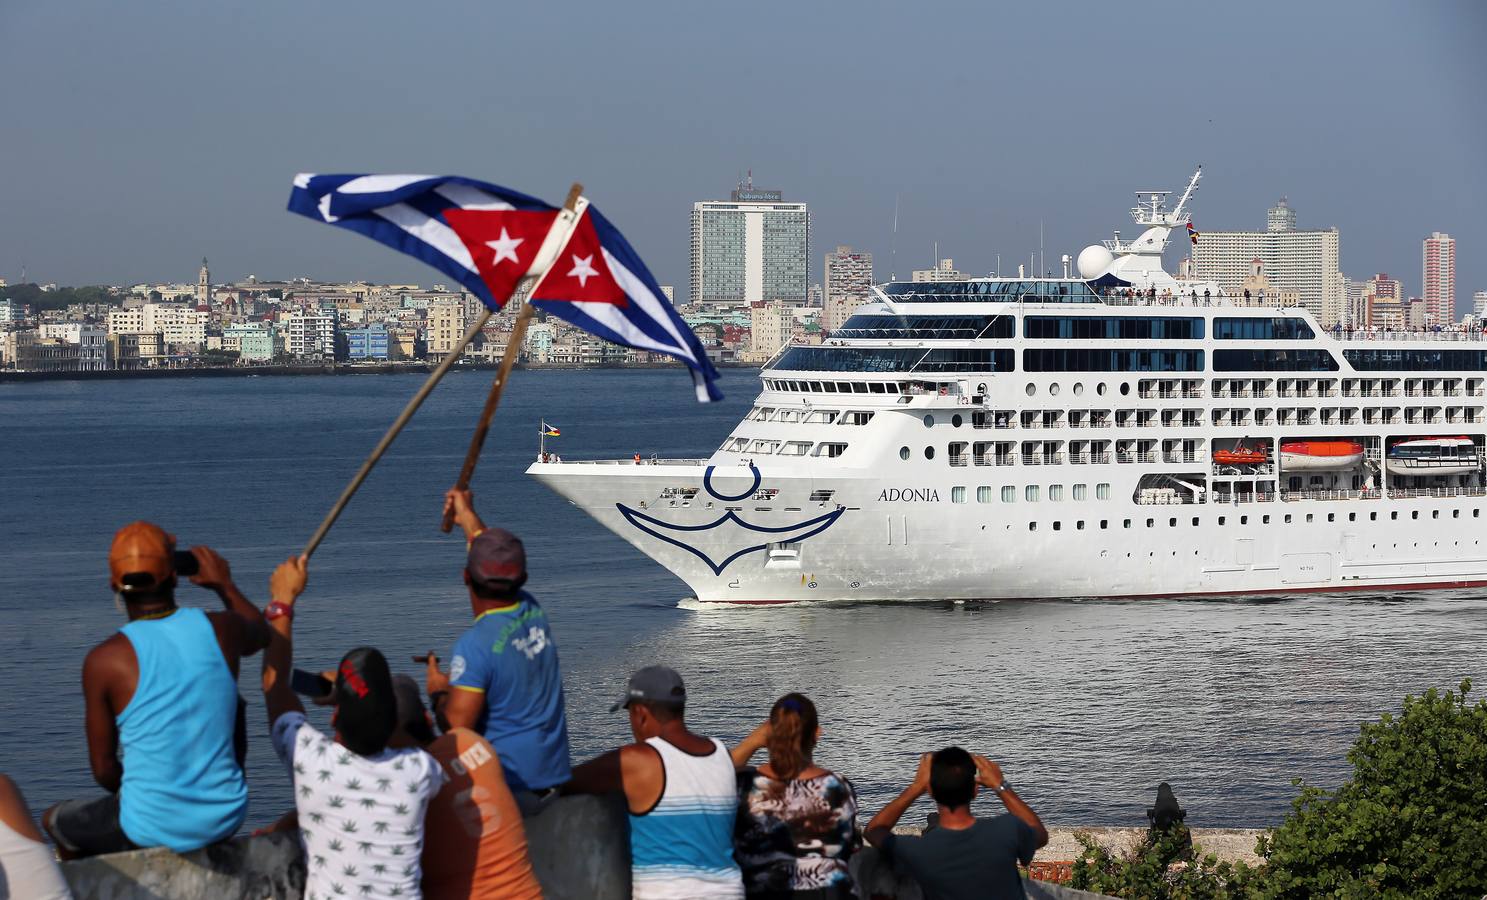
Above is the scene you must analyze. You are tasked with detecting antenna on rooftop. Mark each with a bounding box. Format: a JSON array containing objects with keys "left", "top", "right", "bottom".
[{"left": 889, "top": 193, "right": 900, "bottom": 281}]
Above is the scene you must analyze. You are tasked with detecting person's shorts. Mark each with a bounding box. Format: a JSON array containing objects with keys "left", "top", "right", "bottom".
[{"left": 44, "top": 793, "right": 139, "bottom": 858}]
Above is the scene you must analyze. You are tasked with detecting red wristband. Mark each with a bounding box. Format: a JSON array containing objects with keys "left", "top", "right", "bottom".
[{"left": 265, "top": 601, "right": 294, "bottom": 621}]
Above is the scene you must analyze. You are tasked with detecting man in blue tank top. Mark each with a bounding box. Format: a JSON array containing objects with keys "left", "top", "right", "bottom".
[
  {"left": 43, "top": 522, "right": 270, "bottom": 858},
  {"left": 424, "top": 489, "right": 571, "bottom": 813}
]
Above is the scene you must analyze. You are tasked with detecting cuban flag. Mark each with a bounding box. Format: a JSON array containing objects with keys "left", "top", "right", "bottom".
[{"left": 288, "top": 174, "right": 722, "bottom": 401}]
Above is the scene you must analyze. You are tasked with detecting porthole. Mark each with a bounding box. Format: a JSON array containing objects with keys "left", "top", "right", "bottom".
[
  {"left": 923, "top": 414, "right": 934, "bottom": 428},
  {"left": 1025, "top": 383, "right": 1036, "bottom": 397},
  {"left": 924, "top": 446, "right": 935, "bottom": 460},
  {"left": 952, "top": 414, "right": 963, "bottom": 428},
  {"left": 899, "top": 446, "right": 910, "bottom": 461},
  {"left": 1073, "top": 382, "right": 1085, "bottom": 396},
  {"left": 1096, "top": 383, "right": 1107, "bottom": 396},
  {"left": 1049, "top": 383, "right": 1061, "bottom": 397},
  {"left": 1119, "top": 382, "right": 1131, "bottom": 396}
]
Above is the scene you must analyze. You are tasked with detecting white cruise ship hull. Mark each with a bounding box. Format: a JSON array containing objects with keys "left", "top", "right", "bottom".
[{"left": 528, "top": 454, "right": 1487, "bottom": 604}]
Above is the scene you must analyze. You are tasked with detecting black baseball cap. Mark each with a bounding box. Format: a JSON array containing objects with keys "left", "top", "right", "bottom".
[{"left": 610, "top": 665, "right": 687, "bottom": 712}]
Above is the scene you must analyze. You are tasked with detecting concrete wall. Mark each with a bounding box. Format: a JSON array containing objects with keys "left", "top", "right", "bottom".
[{"left": 61, "top": 797, "right": 1119, "bottom": 900}]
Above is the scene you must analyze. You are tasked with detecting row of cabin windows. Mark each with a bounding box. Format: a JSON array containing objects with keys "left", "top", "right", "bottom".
[
  {"left": 1022, "top": 507, "right": 1483, "bottom": 531},
  {"left": 828, "top": 313, "right": 1314, "bottom": 342},
  {"left": 746, "top": 407, "right": 875, "bottom": 425},
  {"left": 763, "top": 378, "right": 902, "bottom": 394},
  {"left": 948, "top": 483, "right": 1114, "bottom": 503},
  {"left": 726, "top": 437, "right": 849, "bottom": 457}
]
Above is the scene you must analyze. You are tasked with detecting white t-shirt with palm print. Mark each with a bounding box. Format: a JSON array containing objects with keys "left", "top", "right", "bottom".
[{"left": 272, "top": 711, "right": 445, "bottom": 899}]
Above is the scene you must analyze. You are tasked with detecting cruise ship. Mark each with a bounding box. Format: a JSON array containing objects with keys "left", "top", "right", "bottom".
[{"left": 529, "top": 170, "right": 1487, "bottom": 604}]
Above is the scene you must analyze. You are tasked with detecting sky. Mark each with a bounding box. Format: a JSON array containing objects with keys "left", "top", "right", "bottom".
[{"left": 2, "top": 0, "right": 1484, "bottom": 308}]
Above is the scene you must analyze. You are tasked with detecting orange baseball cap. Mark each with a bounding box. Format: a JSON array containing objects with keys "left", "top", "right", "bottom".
[{"left": 109, "top": 521, "right": 175, "bottom": 593}]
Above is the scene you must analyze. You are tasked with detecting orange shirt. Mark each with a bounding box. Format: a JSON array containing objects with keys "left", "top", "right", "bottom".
[{"left": 421, "top": 728, "right": 544, "bottom": 900}]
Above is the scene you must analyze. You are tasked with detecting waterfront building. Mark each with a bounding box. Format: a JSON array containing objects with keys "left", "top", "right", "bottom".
[
  {"left": 282, "top": 311, "right": 335, "bottom": 359},
  {"left": 345, "top": 325, "right": 391, "bottom": 361},
  {"left": 1423, "top": 232, "right": 1455, "bottom": 325},
  {"left": 690, "top": 181, "right": 810, "bottom": 305},
  {"left": 0, "top": 298, "right": 27, "bottom": 323},
  {"left": 224, "top": 323, "right": 277, "bottom": 362},
  {"left": 108, "top": 308, "right": 145, "bottom": 335},
  {"left": 107, "top": 332, "right": 163, "bottom": 370},
  {"left": 142, "top": 303, "right": 208, "bottom": 349},
  {"left": 426, "top": 297, "right": 466, "bottom": 359},
  {"left": 912, "top": 259, "right": 968, "bottom": 283},
  {"left": 823, "top": 246, "right": 874, "bottom": 334},
  {"left": 1188, "top": 199, "right": 1344, "bottom": 327},
  {"left": 746, "top": 301, "right": 792, "bottom": 363},
  {"left": 39, "top": 323, "right": 108, "bottom": 371},
  {"left": 1474, "top": 290, "right": 1487, "bottom": 320}
]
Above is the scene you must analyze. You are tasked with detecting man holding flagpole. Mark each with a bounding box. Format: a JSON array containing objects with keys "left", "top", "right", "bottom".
[{"left": 424, "top": 488, "right": 571, "bottom": 816}]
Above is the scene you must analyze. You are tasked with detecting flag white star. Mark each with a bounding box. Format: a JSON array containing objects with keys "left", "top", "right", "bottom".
[
  {"left": 485, "top": 229, "right": 523, "bottom": 267},
  {"left": 567, "top": 254, "right": 599, "bottom": 288}
]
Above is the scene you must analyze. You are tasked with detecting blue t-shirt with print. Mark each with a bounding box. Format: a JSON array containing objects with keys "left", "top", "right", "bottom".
[{"left": 449, "top": 591, "right": 571, "bottom": 792}]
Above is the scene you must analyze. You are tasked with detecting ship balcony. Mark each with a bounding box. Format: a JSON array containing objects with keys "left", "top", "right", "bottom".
[
  {"left": 1020, "top": 453, "right": 1066, "bottom": 466},
  {"left": 1162, "top": 451, "right": 1207, "bottom": 464},
  {"left": 949, "top": 454, "right": 969, "bottom": 467},
  {"left": 1389, "top": 486, "right": 1487, "bottom": 499},
  {"left": 1280, "top": 488, "right": 1380, "bottom": 502},
  {"left": 1068, "top": 452, "right": 1113, "bottom": 465},
  {"left": 1115, "top": 451, "right": 1160, "bottom": 464}
]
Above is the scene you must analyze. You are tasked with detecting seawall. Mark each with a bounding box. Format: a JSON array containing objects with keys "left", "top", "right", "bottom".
[{"left": 59, "top": 795, "right": 1260, "bottom": 899}]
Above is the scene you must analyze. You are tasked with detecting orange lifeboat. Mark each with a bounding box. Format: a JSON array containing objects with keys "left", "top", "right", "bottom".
[
  {"left": 1279, "top": 440, "right": 1364, "bottom": 471},
  {"left": 1213, "top": 446, "right": 1269, "bottom": 466}
]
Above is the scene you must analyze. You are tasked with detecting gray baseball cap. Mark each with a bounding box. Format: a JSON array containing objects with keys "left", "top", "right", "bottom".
[{"left": 610, "top": 665, "right": 687, "bottom": 712}]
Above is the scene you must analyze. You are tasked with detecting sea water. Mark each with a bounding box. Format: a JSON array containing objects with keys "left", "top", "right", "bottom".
[{"left": 2, "top": 370, "right": 1484, "bottom": 828}]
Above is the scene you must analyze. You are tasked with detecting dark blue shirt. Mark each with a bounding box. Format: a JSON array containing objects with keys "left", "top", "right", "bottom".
[{"left": 449, "top": 591, "right": 571, "bottom": 791}]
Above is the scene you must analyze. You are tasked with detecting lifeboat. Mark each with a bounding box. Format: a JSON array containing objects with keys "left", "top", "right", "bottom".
[
  {"left": 1386, "top": 437, "right": 1479, "bottom": 477},
  {"left": 1213, "top": 446, "right": 1269, "bottom": 466},
  {"left": 1279, "top": 440, "right": 1364, "bottom": 471}
]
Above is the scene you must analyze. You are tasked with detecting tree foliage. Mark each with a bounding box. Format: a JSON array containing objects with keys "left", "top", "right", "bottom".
[
  {"left": 0, "top": 283, "right": 122, "bottom": 313},
  {"left": 1069, "top": 681, "right": 1487, "bottom": 899},
  {"left": 1258, "top": 679, "right": 1487, "bottom": 899}
]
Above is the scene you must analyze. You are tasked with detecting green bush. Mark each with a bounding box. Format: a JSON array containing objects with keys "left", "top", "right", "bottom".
[
  {"left": 1069, "top": 681, "right": 1487, "bottom": 899},
  {"left": 1070, "top": 825, "right": 1257, "bottom": 899},
  {"left": 1258, "top": 679, "right": 1487, "bottom": 899}
]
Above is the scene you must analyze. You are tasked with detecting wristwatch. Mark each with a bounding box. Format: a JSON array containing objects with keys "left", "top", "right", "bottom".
[{"left": 993, "top": 780, "right": 1010, "bottom": 794}]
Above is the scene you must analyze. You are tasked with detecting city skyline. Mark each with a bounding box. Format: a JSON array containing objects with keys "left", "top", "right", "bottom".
[{"left": 1, "top": 2, "right": 1484, "bottom": 304}]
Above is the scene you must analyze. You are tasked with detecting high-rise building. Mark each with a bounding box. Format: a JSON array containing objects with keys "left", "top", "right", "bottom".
[
  {"left": 1188, "top": 200, "right": 1345, "bottom": 326},
  {"left": 1363, "top": 272, "right": 1404, "bottom": 327},
  {"left": 1423, "top": 232, "right": 1456, "bottom": 325},
  {"left": 690, "top": 181, "right": 809, "bottom": 305},
  {"left": 426, "top": 297, "right": 466, "bottom": 358},
  {"left": 1474, "top": 290, "right": 1487, "bottom": 320},
  {"left": 283, "top": 311, "right": 335, "bottom": 358},
  {"left": 911, "top": 259, "right": 967, "bottom": 283},
  {"left": 1266, "top": 197, "right": 1297, "bottom": 233},
  {"left": 823, "top": 245, "right": 874, "bottom": 333}
]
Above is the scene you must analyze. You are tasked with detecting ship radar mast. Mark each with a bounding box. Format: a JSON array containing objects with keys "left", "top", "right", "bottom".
[
  {"left": 1077, "top": 165, "right": 1220, "bottom": 297},
  {"left": 1101, "top": 166, "right": 1202, "bottom": 257}
]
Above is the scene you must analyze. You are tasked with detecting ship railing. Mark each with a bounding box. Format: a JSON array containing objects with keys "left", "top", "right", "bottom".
[
  {"left": 1334, "top": 329, "right": 1487, "bottom": 342},
  {"left": 1136, "top": 494, "right": 1201, "bottom": 505},
  {"left": 949, "top": 455, "right": 969, "bottom": 467},
  {"left": 1213, "top": 462, "right": 1276, "bottom": 475},
  {"left": 551, "top": 457, "right": 711, "bottom": 466},
  {"left": 1183, "top": 390, "right": 1204, "bottom": 399},
  {"left": 1115, "top": 451, "right": 1160, "bottom": 464},
  {"left": 1213, "top": 491, "right": 1279, "bottom": 504},
  {"left": 1280, "top": 489, "right": 1375, "bottom": 502},
  {"left": 1163, "top": 452, "right": 1206, "bottom": 464},
  {"left": 1389, "top": 486, "right": 1487, "bottom": 498},
  {"left": 1387, "top": 456, "right": 1483, "bottom": 470},
  {"left": 1068, "top": 452, "right": 1114, "bottom": 465},
  {"left": 994, "top": 454, "right": 1016, "bottom": 466}
]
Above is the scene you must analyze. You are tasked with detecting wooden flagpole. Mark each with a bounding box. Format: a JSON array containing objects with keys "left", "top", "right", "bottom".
[
  {"left": 440, "top": 183, "right": 583, "bottom": 532},
  {"left": 301, "top": 182, "right": 583, "bottom": 558}
]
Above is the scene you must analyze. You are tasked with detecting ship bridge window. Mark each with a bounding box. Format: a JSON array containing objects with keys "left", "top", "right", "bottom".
[
  {"left": 1344, "top": 349, "right": 1487, "bottom": 371},
  {"left": 1214, "top": 349, "right": 1339, "bottom": 372},
  {"left": 779, "top": 441, "right": 813, "bottom": 456},
  {"left": 842, "top": 411, "right": 875, "bottom": 425},
  {"left": 1023, "top": 348, "right": 1204, "bottom": 372},
  {"left": 1024, "top": 316, "right": 1203, "bottom": 340},
  {"left": 815, "top": 442, "right": 848, "bottom": 458},
  {"left": 1213, "top": 317, "right": 1315, "bottom": 340},
  {"left": 805, "top": 410, "right": 839, "bottom": 424},
  {"left": 835, "top": 314, "right": 1015, "bottom": 340},
  {"left": 879, "top": 280, "right": 1100, "bottom": 303}
]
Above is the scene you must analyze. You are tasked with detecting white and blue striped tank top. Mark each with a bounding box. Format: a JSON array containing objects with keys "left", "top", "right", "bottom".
[{"left": 629, "top": 736, "right": 744, "bottom": 900}]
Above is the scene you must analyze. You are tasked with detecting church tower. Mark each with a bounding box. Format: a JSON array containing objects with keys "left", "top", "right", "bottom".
[{"left": 197, "top": 257, "right": 210, "bottom": 305}]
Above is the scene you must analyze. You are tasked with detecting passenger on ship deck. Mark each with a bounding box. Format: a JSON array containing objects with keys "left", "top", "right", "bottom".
[
  {"left": 43, "top": 523, "right": 268, "bottom": 859},
  {"left": 386, "top": 676, "right": 544, "bottom": 900},
  {"left": 424, "top": 488, "right": 571, "bottom": 815},
  {"left": 730, "top": 693, "right": 861, "bottom": 899},
  {"left": 564, "top": 666, "right": 745, "bottom": 899},
  {"left": 260, "top": 556, "right": 445, "bottom": 900},
  {"left": 865, "top": 748, "right": 1048, "bottom": 900}
]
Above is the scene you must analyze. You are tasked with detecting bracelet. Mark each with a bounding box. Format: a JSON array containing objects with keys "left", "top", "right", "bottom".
[
  {"left": 465, "top": 528, "right": 486, "bottom": 549},
  {"left": 265, "top": 601, "right": 294, "bottom": 621}
]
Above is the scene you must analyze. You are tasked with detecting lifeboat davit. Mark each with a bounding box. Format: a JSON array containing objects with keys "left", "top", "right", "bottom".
[
  {"left": 1280, "top": 440, "right": 1364, "bottom": 472},
  {"left": 1386, "top": 437, "right": 1479, "bottom": 476},
  {"left": 1213, "top": 446, "right": 1269, "bottom": 466}
]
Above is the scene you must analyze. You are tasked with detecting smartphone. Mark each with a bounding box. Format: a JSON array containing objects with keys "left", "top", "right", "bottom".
[
  {"left": 173, "top": 550, "right": 200, "bottom": 577},
  {"left": 412, "top": 654, "right": 432, "bottom": 664},
  {"left": 291, "top": 668, "right": 333, "bottom": 698}
]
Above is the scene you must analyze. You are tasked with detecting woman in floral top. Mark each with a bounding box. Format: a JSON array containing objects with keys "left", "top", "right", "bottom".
[{"left": 731, "top": 693, "right": 860, "bottom": 899}]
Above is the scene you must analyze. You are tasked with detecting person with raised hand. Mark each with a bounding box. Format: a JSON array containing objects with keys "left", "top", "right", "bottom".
[
  {"left": 730, "top": 693, "right": 860, "bottom": 899},
  {"left": 865, "top": 749, "right": 1048, "bottom": 900}
]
